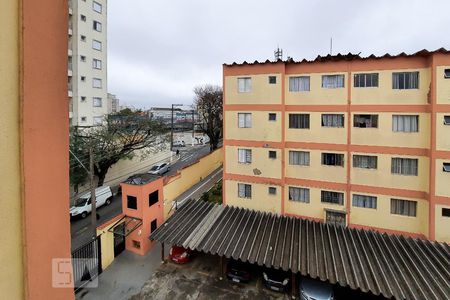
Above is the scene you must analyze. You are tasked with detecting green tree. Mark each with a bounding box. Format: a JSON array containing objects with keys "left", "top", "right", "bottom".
[
  {"left": 70, "top": 109, "right": 168, "bottom": 187},
  {"left": 194, "top": 85, "right": 223, "bottom": 151}
]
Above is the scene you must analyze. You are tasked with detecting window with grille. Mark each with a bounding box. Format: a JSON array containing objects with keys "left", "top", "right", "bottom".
[
  {"left": 289, "top": 114, "right": 310, "bottom": 129},
  {"left": 238, "top": 113, "right": 252, "bottom": 128},
  {"left": 321, "top": 114, "right": 344, "bottom": 127},
  {"left": 268, "top": 151, "right": 277, "bottom": 159},
  {"left": 289, "top": 151, "right": 310, "bottom": 166},
  {"left": 322, "top": 153, "right": 344, "bottom": 167},
  {"left": 322, "top": 75, "right": 345, "bottom": 88},
  {"left": 353, "top": 155, "right": 377, "bottom": 169},
  {"left": 391, "top": 198, "right": 416, "bottom": 216},
  {"left": 325, "top": 211, "right": 346, "bottom": 226},
  {"left": 392, "top": 72, "right": 419, "bottom": 89},
  {"left": 391, "top": 158, "right": 418, "bottom": 176},
  {"left": 238, "top": 77, "right": 252, "bottom": 93},
  {"left": 352, "top": 194, "right": 377, "bottom": 209},
  {"left": 354, "top": 114, "right": 378, "bottom": 128},
  {"left": 392, "top": 115, "right": 419, "bottom": 132},
  {"left": 288, "top": 187, "right": 310, "bottom": 203},
  {"left": 354, "top": 73, "right": 379, "bottom": 88},
  {"left": 321, "top": 191, "right": 344, "bottom": 205},
  {"left": 238, "top": 149, "right": 252, "bottom": 164},
  {"left": 238, "top": 183, "right": 251, "bottom": 198},
  {"left": 289, "top": 76, "right": 310, "bottom": 92}
]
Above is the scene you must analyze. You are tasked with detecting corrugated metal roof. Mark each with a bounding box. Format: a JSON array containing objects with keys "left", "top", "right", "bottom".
[
  {"left": 223, "top": 48, "right": 450, "bottom": 67},
  {"left": 150, "top": 200, "right": 450, "bottom": 300}
]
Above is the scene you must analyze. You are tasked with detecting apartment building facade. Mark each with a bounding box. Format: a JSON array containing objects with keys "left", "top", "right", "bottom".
[
  {"left": 223, "top": 49, "right": 450, "bottom": 243},
  {"left": 107, "top": 92, "right": 120, "bottom": 113},
  {"left": 68, "top": 0, "right": 108, "bottom": 126}
]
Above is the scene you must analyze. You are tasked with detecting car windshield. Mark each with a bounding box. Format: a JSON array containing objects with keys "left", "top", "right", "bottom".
[
  {"left": 150, "top": 166, "right": 159, "bottom": 171},
  {"left": 74, "top": 198, "right": 88, "bottom": 207}
]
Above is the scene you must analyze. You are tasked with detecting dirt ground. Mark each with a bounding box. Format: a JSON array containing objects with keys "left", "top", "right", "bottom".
[{"left": 130, "top": 253, "right": 290, "bottom": 300}]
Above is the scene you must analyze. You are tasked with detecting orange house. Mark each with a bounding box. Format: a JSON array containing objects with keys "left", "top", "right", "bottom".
[{"left": 120, "top": 174, "right": 165, "bottom": 255}]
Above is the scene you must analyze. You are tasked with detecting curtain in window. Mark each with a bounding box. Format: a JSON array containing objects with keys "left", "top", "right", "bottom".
[
  {"left": 238, "top": 183, "right": 251, "bottom": 198},
  {"left": 322, "top": 75, "right": 344, "bottom": 88},
  {"left": 322, "top": 114, "right": 344, "bottom": 127},
  {"left": 238, "top": 113, "right": 252, "bottom": 128},
  {"left": 392, "top": 72, "right": 419, "bottom": 89},
  {"left": 289, "top": 114, "right": 309, "bottom": 129},
  {"left": 353, "top": 155, "right": 377, "bottom": 169},
  {"left": 289, "top": 187, "right": 310, "bottom": 203},
  {"left": 391, "top": 158, "right": 418, "bottom": 175},
  {"left": 289, "top": 151, "right": 310, "bottom": 166},
  {"left": 391, "top": 199, "right": 416, "bottom": 216},
  {"left": 321, "top": 191, "right": 344, "bottom": 204},
  {"left": 238, "top": 78, "right": 251, "bottom": 92},
  {"left": 245, "top": 113, "right": 252, "bottom": 127},
  {"left": 352, "top": 194, "right": 377, "bottom": 208},
  {"left": 392, "top": 115, "right": 418, "bottom": 132},
  {"left": 289, "top": 76, "right": 310, "bottom": 92}
]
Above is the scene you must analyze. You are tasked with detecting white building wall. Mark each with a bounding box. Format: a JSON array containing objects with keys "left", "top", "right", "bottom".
[{"left": 69, "top": 0, "right": 108, "bottom": 126}]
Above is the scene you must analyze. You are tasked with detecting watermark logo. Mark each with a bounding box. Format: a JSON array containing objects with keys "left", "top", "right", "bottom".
[{"left": 52, "top": 258, "right": 98, "bottom": 289}]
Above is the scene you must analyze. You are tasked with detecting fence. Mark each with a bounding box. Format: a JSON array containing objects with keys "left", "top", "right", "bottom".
[{"left": 71, "top": 236, "right": 102, "bottom": 292}]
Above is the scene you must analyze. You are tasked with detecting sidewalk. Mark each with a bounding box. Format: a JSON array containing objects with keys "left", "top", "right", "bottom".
[{"left": 76, "top": 245, "right": 168, "bottom": 300}]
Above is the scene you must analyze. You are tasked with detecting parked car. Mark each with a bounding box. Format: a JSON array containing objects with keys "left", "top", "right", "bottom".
[
  {"left": 70, "top": 186, "right": 113, "bottom": 219},
  {"left": 172, "top": 140, "right": 185, "bottom": 147},
  {"left": 299, "top": 277, "right": 334, "bottom": 300},
  {"left": 262, "top": 268, "right": 290, "bottom": 293},
  {"left": 169, "top": 246, "right": 193, "bottom": 264},
  {"left": 226, "top": 260, "right": 251, "bottom": 283},
  {"left": 148, "top": 162, "right": 170, "bottom": 175}
]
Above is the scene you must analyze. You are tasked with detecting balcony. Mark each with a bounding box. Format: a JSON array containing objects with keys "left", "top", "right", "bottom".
[
  {"left": 68, "top": 48, "right": 72, "bottom": 56},
  {"left": 68, "top": 62, "right": 73, "bottom": 76},
  {"left": 68, "top": 82, "right": 73, "bottom": 97},
  {"left": 68, "top": 0, "right": 73, "bottom": 15}
]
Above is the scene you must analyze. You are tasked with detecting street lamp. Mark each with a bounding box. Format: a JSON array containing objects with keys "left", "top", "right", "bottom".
[{"left": 171, "top": 104, "right": 183, "bottom": 152}]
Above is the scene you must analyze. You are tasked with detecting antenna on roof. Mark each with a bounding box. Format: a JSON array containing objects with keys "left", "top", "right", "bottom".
[
  {"left": 330, "top": 37, "right": 333, "bottom": 55},
  {"left": 274, "top": 46, "right": 283, "bottom": 61}
]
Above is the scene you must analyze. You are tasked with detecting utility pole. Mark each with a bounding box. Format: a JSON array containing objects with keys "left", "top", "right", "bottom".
[
  {"left": 192, "top": 109, "right": 195, "bottom": 146},
  {"left": 89, "top": 146, "right": 97, "bottom": 238}
]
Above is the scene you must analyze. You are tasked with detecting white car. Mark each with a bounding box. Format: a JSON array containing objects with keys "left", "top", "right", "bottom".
[
  {"left": 70, "top": 186, "right": 113, "bottom": 219},
  {"left": 148, "top": 162, "right": 170, "bottom": 175},
  {"left": 173, "top": 140, "right": 185, "bottom": 147}
]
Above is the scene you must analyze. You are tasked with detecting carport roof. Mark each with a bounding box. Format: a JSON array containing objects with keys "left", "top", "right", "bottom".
[{"left": 150, "top": 200, "right": 450, "bottom": 300}]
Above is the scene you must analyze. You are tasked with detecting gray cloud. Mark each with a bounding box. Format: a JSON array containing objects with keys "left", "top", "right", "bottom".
[{"left": 107, "top": 0, "right": 450, "bottom": 108}]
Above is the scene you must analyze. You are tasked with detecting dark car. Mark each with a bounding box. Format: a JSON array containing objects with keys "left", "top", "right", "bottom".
[
  {"left": 300, "top": 277, "right": 334, "bottom": 300},
  {"left": 262, "top": 268, "right": 290, "bottom": 293},
  {"left": 169, "top": 246, "right": 193, "bottom": 264},
  {"left": 226, "top": 260, "right": 251, "bottom": 283}
]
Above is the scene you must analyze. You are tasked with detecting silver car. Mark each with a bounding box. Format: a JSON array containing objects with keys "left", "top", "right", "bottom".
[
  {"left": 300, "top": 277, "right": 334, "bottom": 300},
  {"left": 148, "top": 162, "right": 170, "bottom": 175}
]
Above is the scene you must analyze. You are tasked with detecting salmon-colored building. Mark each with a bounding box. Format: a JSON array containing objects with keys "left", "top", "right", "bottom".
[
  {"left": 223, "top": 49, "right": 450, "bottom": 242},
  {"left": 0, "top": 0, "right": 73, "bottom": 299}
]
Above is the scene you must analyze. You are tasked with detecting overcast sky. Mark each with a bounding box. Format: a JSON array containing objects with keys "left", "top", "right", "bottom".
[{"left": 107, "top": 0, "right": 450, "bottom": 109}]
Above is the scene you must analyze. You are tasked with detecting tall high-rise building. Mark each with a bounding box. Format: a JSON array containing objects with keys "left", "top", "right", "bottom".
[
  {"left": 107, "top": 93, "right": 119, "bottom": 113},
  {"left": 223, "top": 49, "right": 450, "bottom": 243},
  {"left": 68, "top": 0, "right": 107, "bottom": 126}
]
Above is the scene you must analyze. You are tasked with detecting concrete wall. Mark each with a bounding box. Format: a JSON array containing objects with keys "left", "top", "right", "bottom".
[
  {"left": 0, "top": 1, "right": 23, "bottom": 298},
  {"left": 163, "top": 148, "right": 223, "bottom": 218}
]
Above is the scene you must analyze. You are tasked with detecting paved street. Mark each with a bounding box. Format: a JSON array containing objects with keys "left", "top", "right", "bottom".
[{"left": 71, "top": 143, "right": 218, "bottom": 250}]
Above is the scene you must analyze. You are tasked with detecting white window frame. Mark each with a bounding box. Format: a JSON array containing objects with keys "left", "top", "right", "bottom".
[
  {"left": 392, "top": 72, "right": 419, "bottom": 89},
  {"left": 354, "top": 73, "right": 379, "bottom": 88},
  {"left": 92, "top": 40, "right": 102, "bottom": 51},
  {"left": 93, "top": 97, "right": 102, "bottom": 107},
  {"left": 93, "top": 20, "right": 102, "bottom": 32},
  {"left": 238, "top": 183, "right": 251, "bottom": 198},
  {"left": 322, "top": 74, "right": 345, "bottom": 89},
  {"left": 238, "top": 113, "right": 252, "bottom": 128},
  {"left": 93, "top": 1, "right": 102, "bottom": 13},
  {"left": 238, "top": 149, "right": 252, "bottom": 164},
  {"left": 92, "top": 78, "right": 102, "bottom": 88},
  {"left": 92, "top": 59, "right": 102, "bottom": 70},
  {"left": 238, "top": 77, "right": 252, "bottom": 93},
  {"left": 289, "top": 76, "right": 310, "bottom": 92}
]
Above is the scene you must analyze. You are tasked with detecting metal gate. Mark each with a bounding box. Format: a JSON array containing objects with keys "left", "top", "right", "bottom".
[
  {"left": 113, "top": 222, "right": 126, "bottom": 257},
  {"left": 71, "top": 236, "right": 102, "bottom": 292}
]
